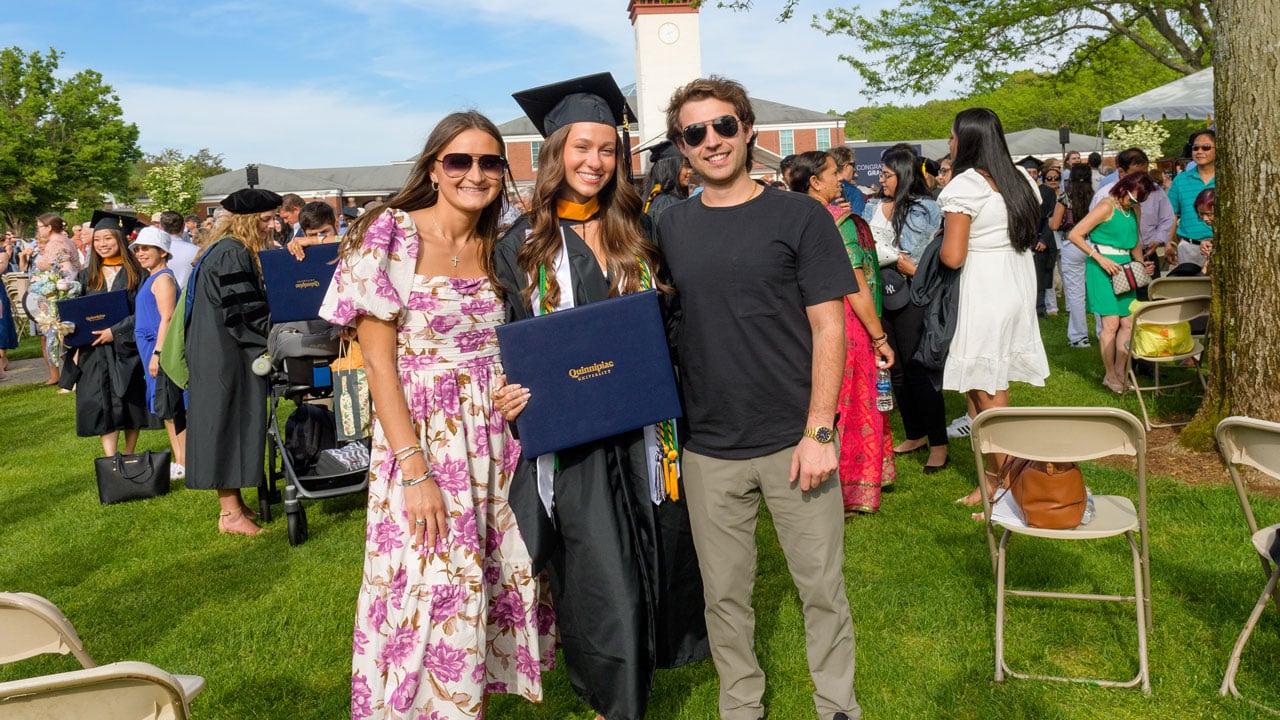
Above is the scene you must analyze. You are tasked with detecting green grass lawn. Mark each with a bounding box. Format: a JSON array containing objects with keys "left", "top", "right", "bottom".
[{"left": 1, "top": 315, "right": 1277, "bottom": 719}]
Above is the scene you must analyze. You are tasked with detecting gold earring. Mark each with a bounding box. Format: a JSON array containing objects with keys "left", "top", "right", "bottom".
[{"left": 431, "top": 179, "right": 439, "bottom": 191}]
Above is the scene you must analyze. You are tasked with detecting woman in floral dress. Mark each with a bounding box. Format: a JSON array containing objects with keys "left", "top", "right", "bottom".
[{"left": 320, "top": 111, "right": 554, "bottom": 720}]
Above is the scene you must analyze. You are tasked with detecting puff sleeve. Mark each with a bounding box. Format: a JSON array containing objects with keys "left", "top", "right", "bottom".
[
  {"left": 319, "top": 209, "right": 419, "bottom": 326},
  {"left": 937, "top": 169, "right": 993, "bottom": 218}
]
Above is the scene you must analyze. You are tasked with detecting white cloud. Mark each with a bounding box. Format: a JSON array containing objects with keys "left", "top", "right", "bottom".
[{"left": 115, "top": 81, "right": 444, "bottom": 168}]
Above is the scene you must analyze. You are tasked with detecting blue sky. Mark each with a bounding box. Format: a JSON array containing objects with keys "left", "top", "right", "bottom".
[{"left": 2, "top": 0, "right": 929, "bottom": 169}]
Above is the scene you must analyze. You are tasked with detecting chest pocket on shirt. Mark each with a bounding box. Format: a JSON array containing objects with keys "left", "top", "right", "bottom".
[{"left": 729, "top": 257, "right": 784, "bottom": 318}]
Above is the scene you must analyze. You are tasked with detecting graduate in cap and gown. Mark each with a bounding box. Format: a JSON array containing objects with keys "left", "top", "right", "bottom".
[
  {"left": 640, "top": 140, "right": 692, "bottom": 224},
  {"left": 492, "top": 72, "right": 709, "bottom": 720},
  {"left": 62, "top": 210, "right": 152, "bottom": 456},
  {"left": 184, "top": 188, "right": 279, "bottom": 536}
]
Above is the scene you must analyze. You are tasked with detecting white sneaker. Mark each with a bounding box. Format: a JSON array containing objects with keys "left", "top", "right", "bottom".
[
  {"left": 946, "top": 414, "right": 972, "bottom": 439},
  {"left": 170, "top": 463, "right": 185, "bottom": 480}
]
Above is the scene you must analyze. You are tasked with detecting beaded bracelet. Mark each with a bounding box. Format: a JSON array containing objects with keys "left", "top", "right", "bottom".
[{"left": 400, "top": 470, "right": 435, "bottom": 488}]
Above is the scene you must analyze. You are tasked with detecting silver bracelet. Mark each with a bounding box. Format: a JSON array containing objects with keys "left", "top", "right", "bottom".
[{"left": 400, "top": 470, "right": 435, "bottom": 488}]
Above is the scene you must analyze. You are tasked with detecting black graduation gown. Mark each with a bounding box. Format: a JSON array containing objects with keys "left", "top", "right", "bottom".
[
  {"left": 184, "top": 237, "right": 270, "bottom": 491},
  {"left": 62, "top": 268, "right": 152, "bottom": 437},
  {"left": 494, "top": 217, "right": 709, "bottom": 720}
]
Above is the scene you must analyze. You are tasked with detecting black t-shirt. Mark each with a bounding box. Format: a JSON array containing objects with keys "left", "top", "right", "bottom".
[{"left": 657, "top": 186, "right": 857, "bottom": 460}]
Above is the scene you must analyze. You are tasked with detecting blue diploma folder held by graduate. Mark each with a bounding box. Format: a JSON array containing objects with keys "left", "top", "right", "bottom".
[
  {"left": 259, "top": 243, "right": 339, "bottom": 323},
  {"left": 58, "top": 290, "right": 129, "bottom": 347},
  {"left": 496, "top": 289, "right": 682, "bottom": 460}
]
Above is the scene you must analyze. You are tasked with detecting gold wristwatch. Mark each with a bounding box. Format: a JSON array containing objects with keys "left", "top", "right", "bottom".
[{"left": 803, "top": 426, "right": 834, "bottom": 444}]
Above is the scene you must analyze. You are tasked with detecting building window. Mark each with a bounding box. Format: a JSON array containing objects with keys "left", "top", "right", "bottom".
[
  {"left": 779, "top": 129, "right": 794, "bottom": 157},
  {"left": 816, "top": 130, "right": 831, "bottom": 151},
  {"left": 530, "top": 140, "right": 542, "bottom": 171}
]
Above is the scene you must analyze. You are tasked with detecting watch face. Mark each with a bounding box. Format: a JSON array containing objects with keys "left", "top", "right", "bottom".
[
  {"left": 658, "top": 22, "right": 680, "bottom": 45},
  {"left": 816, "top": 427, "right": 833, "bottom": 443}
]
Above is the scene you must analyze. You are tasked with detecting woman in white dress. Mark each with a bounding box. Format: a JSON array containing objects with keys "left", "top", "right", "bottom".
[{"left": 938, "top": 108, "right": 1050, "bottom": 506}]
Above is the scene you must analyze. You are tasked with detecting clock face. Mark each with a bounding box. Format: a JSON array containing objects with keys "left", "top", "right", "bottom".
[{"left": 658, "top": 22, "right": 680, "bottom": 45}]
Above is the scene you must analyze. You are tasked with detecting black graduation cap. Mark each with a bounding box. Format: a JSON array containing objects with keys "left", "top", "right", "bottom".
[
  {"left": 513, "top": 72, "right": 637, "bottom": 182},
  {"left": 341, "top": 206, "right": 360, "bottom": 219},
  {"left": 90, "top": 210, "right": 143, "bottom": 238},
  {"left": 221, "top": 188, "right": 283, "bottom": 214},
  {"left": 1015, "top": 155, "right": 1044, "bottom": 171},
  {"left": 512, "top": 72, "right": 632, "bottom": 139},
  {"left": 646, "top": 140, "right": 683, "bottom": 165}
]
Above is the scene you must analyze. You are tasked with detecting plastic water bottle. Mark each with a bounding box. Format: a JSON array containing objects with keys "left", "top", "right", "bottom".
[
  {"left": 1080, "top": 487, "right": 1096, "bottom": 525},
  {"left": 875, "top": 366, "right": 894, "bottom": 412}
]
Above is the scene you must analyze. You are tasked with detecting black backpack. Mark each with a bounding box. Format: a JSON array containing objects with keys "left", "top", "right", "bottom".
[{"left": 284, "top": 404, "right": 336, "bottom": 476}]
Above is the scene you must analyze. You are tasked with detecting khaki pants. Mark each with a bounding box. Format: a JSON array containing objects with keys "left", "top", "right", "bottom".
[{"left": 683, "top": 446, "right": 860, "bottom": 720}]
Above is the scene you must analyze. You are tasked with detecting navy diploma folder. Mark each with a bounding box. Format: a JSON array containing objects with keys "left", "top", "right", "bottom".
[
  {"left": 58, "top": 291, "right": 129, "bottom": 347},
  {"left": 259, "top": 243, "right": 339, "bottom": 323},
  {"left": 495, "top": 289, "right": 682, "bottom": 460}
]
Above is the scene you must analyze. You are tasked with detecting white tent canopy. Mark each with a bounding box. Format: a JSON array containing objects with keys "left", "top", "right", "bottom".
[
  {"left": 1099, "top": 67, "right": 1214, "bottom": 122},
  {"left": 855, "top": 127, "right": 1107, "bottom": 160}
]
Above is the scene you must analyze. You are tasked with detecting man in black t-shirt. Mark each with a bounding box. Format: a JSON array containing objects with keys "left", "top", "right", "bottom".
[{"left": 657, "top": 76, "right": 861, "bottom": 720}]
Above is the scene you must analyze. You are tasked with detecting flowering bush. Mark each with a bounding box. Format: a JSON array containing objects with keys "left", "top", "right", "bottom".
[
  {"left": 139, "top": 161, "right": 204, "bottom": 214},
  {"left": 1107, "top": 120, "right": 1171, "bottom": 160}
]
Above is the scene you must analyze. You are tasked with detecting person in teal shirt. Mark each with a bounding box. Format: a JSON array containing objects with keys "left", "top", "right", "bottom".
[{"left": 1166, "top": 129, "right": 1216, "bottom": 268}]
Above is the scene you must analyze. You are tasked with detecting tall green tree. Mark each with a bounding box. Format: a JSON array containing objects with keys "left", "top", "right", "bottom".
[
  {"left": 694, "top": 1, "right": 1210, "bottom": 96},
  {"left": 817, "top": 0, "right": 1212, "bottom": 96},
  {"left": 0, "top": 47, "right": 141, "bottom": 233},
  {"left": 841, "top": 39, "right": 1182, "bottom": 144},
  {"left": 1183, "top": 1, "right": 1280, "bottom": 443}
]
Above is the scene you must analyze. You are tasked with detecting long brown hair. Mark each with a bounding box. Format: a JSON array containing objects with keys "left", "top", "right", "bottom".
[
  {"left": 85, "top": 229, "right": 144, "bottom": 292},
  {"left": 518, "top": 124, "right": 665, "bottom": 310},
  {"left": 339, "top": 111, "right": 509, "bottom": 287}
]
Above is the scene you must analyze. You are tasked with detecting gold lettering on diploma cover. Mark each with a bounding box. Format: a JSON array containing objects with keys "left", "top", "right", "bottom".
[
  {"left": 295, "top": 279, "right": 321, "bottom": 289},
  {"left": 85, "top": 313, "right": 106, "bottom": 322},
  {"left": 568, "top": 360, "right": 615, "bottom": 381}
]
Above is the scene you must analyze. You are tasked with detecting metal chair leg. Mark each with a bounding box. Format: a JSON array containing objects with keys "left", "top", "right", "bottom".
[
  {"left": 1221, "top": 567, "right": 1280, "bottom": 705},
  {"left": 995, "top": 530, "right": 1010, "bottom": 682},
  {"left": 1128, "top": 532, "right": 1150, "bottom": 693}
]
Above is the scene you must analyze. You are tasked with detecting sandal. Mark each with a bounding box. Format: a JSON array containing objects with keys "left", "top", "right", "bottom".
[{"left": 219, "top": 510, "right": 265, "bottom": 536}]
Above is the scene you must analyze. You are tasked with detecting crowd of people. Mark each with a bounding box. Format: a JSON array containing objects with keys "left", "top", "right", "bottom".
[{"left": 0, "top": 70, "right": 1220, "bottom": 720}]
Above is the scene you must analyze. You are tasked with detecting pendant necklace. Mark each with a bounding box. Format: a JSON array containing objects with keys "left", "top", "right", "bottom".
[{"left": 431, "top": 213, "right": 472, "bottom": 270}]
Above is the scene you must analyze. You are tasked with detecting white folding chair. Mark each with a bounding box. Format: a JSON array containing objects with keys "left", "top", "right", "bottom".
[
  {"left": 972, "top": 406, "right": 1150, "bottom": 692},
  {"left": 1217, "top": 416, "right": 1280, "bottom": 713},
  {"left": 1, "top": 274, "right": 29, "bottom": 339},
  {"left": 0, "top": 592, "right": 204, "bottom": 705},
  {"left": 0, "top": 592, "right": 96, "bottom": 668},
  {"left": 1147, "top": 275, "right": 1210, "bottom": 301},
  {"left": 1125, "top": 296, "right": 1209, "bottom": 431},
  {"left": 0, "top": 661, "right": 195, "bottom": 720}
]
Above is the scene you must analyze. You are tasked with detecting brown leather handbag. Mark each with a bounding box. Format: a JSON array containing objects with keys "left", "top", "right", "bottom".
[{"left": 999, "top": 455, "right": 1087, "bottom": 529}]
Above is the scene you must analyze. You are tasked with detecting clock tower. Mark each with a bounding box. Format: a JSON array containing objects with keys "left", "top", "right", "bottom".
[{"left": 629, "top": 0, "right": 702, "bottom": 167}]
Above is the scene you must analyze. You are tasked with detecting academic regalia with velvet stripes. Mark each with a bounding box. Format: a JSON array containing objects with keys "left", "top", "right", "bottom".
[
  {"left": 184, "top": 236, "right": 270, "bottom": 491},
  {"left": 494, "top": 216, "right": 709, "bottom": 720},
  {"left": 62, "top": 267, "right": 153, "bottom": 437}
]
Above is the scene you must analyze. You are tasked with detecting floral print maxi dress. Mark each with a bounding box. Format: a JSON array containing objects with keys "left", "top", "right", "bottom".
[{"left": 321, "top": 209, "right": 555, "bottom": 720}]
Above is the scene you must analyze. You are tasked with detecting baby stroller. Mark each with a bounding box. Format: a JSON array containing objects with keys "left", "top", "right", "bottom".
[{"left": 259, "top": 320, "right": 369, "bottom": 546}]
